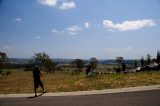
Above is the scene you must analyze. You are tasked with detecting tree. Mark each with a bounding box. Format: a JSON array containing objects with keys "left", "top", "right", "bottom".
[
  {"left": 116, "top": 57, "right": 124, "bottom": 68},
  {"left": 134, "top": 60, "right": 138, "bottom": 68},
  {"left": 140, "top": 57, "right": 144, "bottom": 67},
  {"left": 32, "top": 52, "right": 50, "bottom": 68},
  {"left": 44, "top": 59, "right": 55, "bottom": 74},
  {"left": 90, "top": 57, "right": 98, "bottom": 71},
  {"left": 0, "top": 51, "right": 9, "bottom": 71},
  {"left": 152, "top": 58, "right": 157, "bottom": 63},
  {"left": 157, "top": 50, "right": 160, "bottom": 64},
  {"left": 71, "top": 59, "right": 84, "bottom": 74},
  {"left": 31, "top": 52, "right": 55, "bottom": 73},
  {"left": 146, "top": 54, "right": 151, "bottom": 66}
]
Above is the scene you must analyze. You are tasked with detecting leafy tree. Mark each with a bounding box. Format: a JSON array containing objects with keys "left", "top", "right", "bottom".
[
  {"left": 90, "top": 57, "right": 98, "bottom": 71},
  {"left": 146, "top": 54, "right": 151, "bottom": 65},
  {"left": 31, "top": 52, "right": 55, "bottom": 73},
  {"left": 0, "top": 51, "right": 9, "bottom": 71},
  {"left": 134, "top": 60, "right": 138, "bottom": 68},
  {"left": 72, "top": 59, "right": 84, "bottom": 74},
  {"left": 116, "top": 57, "right": 124, "bottom": 69},
  {"left": 152, "top": 58, "right": 157, "bottom": 63},
  {"left": 157, "top": 50, "right": 160, "bottom": 64},
  {"left": 44, "top": 59, "right": 55, "bottom": 74},
  {"left": 32, "top": 52, "right": 49, "bottom": 68}
]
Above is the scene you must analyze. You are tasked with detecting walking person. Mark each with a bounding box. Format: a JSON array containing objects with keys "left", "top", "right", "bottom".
[{"left": 33, "top": 65, "right": 46, "bottom": 97}]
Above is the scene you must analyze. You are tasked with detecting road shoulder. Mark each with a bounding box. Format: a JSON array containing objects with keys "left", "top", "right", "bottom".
[{"left": 0, "top": 85, "right": 160, "bottom": 98}]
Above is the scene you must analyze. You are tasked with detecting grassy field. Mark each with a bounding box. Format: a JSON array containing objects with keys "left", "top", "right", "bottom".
[{"left": 0, "top": 69, "right": 160, "bottom": 94}]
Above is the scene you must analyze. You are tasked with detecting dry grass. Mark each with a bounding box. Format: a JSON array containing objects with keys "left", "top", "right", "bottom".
[{"left": 0, "top": 69, "right": 160, "bottom": 94}]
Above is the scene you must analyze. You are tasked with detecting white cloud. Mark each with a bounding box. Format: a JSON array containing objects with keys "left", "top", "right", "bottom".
[
  {"left": 52, "top": 29, "right": 59, "bottom": 33},
  {"left": 84, "top": 22, "right": 92, "bottom": 29},
  {"left": 52, "top": 29, "right": 64, "bottom": 34},
  {"left": 67, "top": 25, "right": 81, "bottom": 32},
  {"left": 68, "top": 32, "right": 77, "bottom": 35},
  {"left": 38, "top": 0, "right": 76, "bottom": 10},
  {"left": 60, "top": 1, "right": 76, "bottom": 10},
  {"left": 15, "top": 18, "right": 22, "bottom": 22},
  {"left": 103, "top": 19, "right": 156, "bottom": 31},
  {"left": 66, "top": 25, "right": 81, "bottom": 35},
  {"left": 35, "top": 36, "right": 41, "bottom": 39},
  {"left": 38, "top": 0, "right": 57, "bottom": 7}
]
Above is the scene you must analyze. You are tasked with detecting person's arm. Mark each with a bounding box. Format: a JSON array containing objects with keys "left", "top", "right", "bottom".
[{"left": 39, "top": 70, "right": 42, "bottom": 77}]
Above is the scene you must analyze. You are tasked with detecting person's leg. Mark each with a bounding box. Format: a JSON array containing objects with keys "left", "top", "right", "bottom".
[
  {"left": 34, "top": 82, "right": 38, "bottom": 97},
  {"left": 39, "top": 81, "right": 45, "bottom": 93},
  {"left": 34, "top": 87, "right": 37, "bottom": 97}
]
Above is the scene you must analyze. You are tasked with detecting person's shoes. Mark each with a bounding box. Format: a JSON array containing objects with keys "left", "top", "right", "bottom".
[{"left": 42, "top": 91, "right": 46, "bottom": 94}]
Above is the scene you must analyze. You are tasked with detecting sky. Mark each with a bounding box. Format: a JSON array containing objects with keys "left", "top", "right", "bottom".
[{"left": 0, "top": 0, "right": 160, "bottom": 59}]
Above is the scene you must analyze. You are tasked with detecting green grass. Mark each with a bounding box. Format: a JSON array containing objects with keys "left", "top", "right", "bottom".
[{"left": 0, "top": 69, "right": 160, "bottom": 94}]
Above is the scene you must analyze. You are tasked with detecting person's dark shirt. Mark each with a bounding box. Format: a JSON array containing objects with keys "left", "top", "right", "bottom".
[{"left": 33, "top": 68, "right": 41, "bottom": 81}]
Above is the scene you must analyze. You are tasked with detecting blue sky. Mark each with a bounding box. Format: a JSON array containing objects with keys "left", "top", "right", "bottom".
[{"left": 0, "top": 0, "right": 160, "bottom": 59}]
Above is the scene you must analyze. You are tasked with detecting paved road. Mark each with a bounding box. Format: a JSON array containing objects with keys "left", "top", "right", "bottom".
[{"left": 0, "top": 90, "right": 160, "bottom": 106}]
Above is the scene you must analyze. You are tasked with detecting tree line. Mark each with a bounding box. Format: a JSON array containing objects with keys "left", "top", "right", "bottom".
[{"left": 1, "top": 50, "right": 160, "bottom": 74}]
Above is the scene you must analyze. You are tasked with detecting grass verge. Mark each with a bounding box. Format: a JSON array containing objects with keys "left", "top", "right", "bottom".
[{"left": 0, "top": 69, "right": 160, "bottom": 94}]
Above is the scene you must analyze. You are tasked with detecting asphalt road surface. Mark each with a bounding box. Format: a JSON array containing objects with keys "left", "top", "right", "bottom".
[{"left": 0, "top": 90, "right": 160, "bottom": 106}]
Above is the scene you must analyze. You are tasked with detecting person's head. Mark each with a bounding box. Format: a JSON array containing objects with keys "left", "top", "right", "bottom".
[{"left": 35, "top": 65, "right": 39, "bottom": 69}]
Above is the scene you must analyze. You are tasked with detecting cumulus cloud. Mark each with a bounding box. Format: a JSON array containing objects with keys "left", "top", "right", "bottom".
[
  {"left": 52, "top": 29, "right": 59, "bottom": 33},
  {"left": 38, "top": 0, "right": 57, "bottom": 7},
  {"left": 60, "top": 1, "right": 76, "bottom": 10},
  {"left": 84, "top": 22, "right": 92, "bottom": 29},
  {"left": 103, "top": 19, "right": 156, "bottom": 31},
  {"left": 51, "top": 29, "right": 64, "bottom": 34},
  {"left": 66, "top": 25, "right": 81, "bottom": 35},
  {"left": 38, "top": 0, "right": 76, "bottom": 10},
  {"left": 15, "top": 18, "right": 22, "bottom": 22}
]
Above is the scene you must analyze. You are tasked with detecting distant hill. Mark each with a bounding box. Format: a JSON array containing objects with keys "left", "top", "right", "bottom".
[
  {"left": 9, "top": 58, "right": 31, "bottom": 64},
  {"left": 101, "top": 59, "right": 139, "bottom": 65},
  {"left": 9, "top": 58, "right": 137, "bottom": 65},
  {"left": 9, "top": 58, "right": 76, "bottom": 64},
  {"left": 100, "top": 59, "right": 116, "bottom": 64}
]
